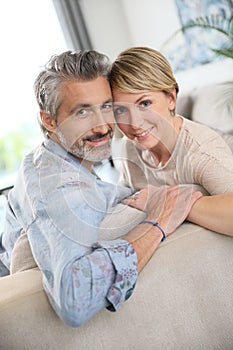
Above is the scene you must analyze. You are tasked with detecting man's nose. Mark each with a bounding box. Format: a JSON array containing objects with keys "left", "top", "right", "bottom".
[{"left": 91, "top": 108, "right": 110, "bottom": 133}]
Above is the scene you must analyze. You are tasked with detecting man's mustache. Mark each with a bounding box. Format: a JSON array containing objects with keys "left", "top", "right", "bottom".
[{"left": 83, "top": 129, "right": 113, "bottom": 142}]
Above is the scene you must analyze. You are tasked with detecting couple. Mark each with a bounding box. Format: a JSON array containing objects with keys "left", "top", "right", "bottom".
[{"left": 1, "top": 47, "right": 233, "bottom": 327}]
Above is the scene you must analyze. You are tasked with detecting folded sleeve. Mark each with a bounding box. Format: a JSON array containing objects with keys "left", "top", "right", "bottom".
[
  {"left": 43, "top": 237, "right": 138, "bottom": 327},
  {"left": 93, "top": 239, "right": 137, "bottom": 311}
]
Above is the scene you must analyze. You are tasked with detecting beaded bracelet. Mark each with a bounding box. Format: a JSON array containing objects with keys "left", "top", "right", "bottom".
[{"left": 140, "top": 220, "right": 166, "bottom": 242}]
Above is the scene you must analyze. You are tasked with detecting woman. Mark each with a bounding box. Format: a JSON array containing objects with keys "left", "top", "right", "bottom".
[{"left": 110, "top": 46, "right": 233, "bottom": 236}]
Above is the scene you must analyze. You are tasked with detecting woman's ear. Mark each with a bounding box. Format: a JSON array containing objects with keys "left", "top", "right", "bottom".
[
  {"left": 40, "top": 111, "right": 57, "bottom": 132},
  {"left": 168, "top": 88, "right": 177, "bottom": 114}
]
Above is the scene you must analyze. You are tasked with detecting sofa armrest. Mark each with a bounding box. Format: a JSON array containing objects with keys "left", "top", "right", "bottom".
[
  {"left": 0, "top": 268, "right": 42, "bottom": 303},
  {"left": 0, "top": 224, "right": 233, "bottom": 350}
]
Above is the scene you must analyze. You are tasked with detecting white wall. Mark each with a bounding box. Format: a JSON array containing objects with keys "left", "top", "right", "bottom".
[
  {"left": 80, "top": 0, "right": 132, "bottom": 59},
  {"left": 120, "top": 0, "right": 180, "bottom": 49},
  {"left": 80, "top": 0, "right": 233, "bottom": 94}
]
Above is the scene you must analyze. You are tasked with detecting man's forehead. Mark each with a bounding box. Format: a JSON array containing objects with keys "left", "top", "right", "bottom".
[{"left": 63, "top": 77, "right": 112, "bottom": 100}]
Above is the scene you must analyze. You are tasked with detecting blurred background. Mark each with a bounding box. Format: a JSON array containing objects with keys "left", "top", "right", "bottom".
[{"left": 0, "top": 0, "right": 232, "bottom": 192}]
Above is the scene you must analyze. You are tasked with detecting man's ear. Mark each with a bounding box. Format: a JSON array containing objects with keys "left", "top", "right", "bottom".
[{"left": 40, "top": 111, "right": 57, "bottom": 132}]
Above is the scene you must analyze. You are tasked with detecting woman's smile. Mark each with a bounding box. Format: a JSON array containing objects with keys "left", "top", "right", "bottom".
[{"left": 133, "top": 126, "right": 155, "bottom": 141}]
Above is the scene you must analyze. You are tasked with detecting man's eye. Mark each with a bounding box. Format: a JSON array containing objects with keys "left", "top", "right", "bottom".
[
  {"left": 139, "top": 100, "right": 152, "bottom": 109},
  {"left": 102, "top": 103, "right": 113, "bottom": 112},
  {"left": 74, "top": 109, "right": 89, "bottom": 118}
]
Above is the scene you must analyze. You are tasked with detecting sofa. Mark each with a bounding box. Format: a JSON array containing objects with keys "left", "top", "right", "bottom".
[
  {"left": 0, "top": 81, "right": 233, "bottom": 350},
  {"left": 176, "top": 81, "right": 233, "bottom": 150},
  {"left": 1, "top": 222, "right": 233, "bottom": 350}
]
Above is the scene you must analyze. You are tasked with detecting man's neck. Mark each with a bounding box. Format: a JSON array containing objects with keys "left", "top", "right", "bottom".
[
  {"left": 47, "top": 134, "right": 94, "bottom": 171},
  {"left": 77, "top": 158, "right": 94, "bottom": 172}
]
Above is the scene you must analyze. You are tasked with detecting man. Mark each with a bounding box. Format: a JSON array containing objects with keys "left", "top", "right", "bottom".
[{"left": 0, "top": 50, "right": 200, "bottom": 327}]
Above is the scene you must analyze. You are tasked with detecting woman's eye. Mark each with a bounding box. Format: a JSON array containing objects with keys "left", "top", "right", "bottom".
[
  {"left": 139, "top": 100, "right": 152, "bottom": 109},
  {"left": 114, "top": 106, "right": 127, "bottom": 116}
]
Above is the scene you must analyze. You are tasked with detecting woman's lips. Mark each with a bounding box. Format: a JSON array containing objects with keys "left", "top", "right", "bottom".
[{"left": 134, "top": 127, "right": 154, "bottom": 141}]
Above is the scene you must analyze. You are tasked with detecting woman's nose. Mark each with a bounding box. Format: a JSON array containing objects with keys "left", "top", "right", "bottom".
[{"left": 128, "top": 106, "right": 145, "bottom": 129}]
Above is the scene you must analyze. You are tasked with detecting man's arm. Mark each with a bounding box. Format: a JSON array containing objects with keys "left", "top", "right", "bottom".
[{"left": 6, "top": 175, "right": 200, "bottom": 328}]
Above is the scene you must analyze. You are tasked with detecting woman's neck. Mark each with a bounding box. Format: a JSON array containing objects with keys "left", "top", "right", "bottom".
[{"left": 150, "top": 115, "right": 182, "bottom": 166}]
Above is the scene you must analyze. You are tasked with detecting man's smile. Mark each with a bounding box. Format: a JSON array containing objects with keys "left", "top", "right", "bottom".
[{"left": 84, "top": 130, "right": 112, "bottom": 145}]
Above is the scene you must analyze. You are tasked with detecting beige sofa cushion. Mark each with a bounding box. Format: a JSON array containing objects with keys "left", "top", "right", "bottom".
[
  {"left": 176, "top": 94, "right": 193, "bottom": 119},
  {"left": 10, "top": 230, "right": 37, "bottom": 274},
  {"left": 1, "top": 223, "right": 233, "bottom": 350},
  {"left": 191, "top": 82, "right": 233, "bottom": 134},
  {"left": 176, "top": 81, "right": 233, "bottom": 152}
]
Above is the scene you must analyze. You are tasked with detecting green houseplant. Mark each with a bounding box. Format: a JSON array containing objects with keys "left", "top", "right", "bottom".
[
  {"left": 177, "top": 13, "right": 233, "bottom": 113},
  {"left": 179, "top": 13, "right": 233, "bottom": 60},
  {"left": 162, "top": 13, "right": 233, "bottom": 134}
]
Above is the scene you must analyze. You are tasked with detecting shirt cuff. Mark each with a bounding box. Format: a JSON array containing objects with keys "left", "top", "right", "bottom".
[{"left": 93, "top": 239, "right": 138, "bottom": 311}]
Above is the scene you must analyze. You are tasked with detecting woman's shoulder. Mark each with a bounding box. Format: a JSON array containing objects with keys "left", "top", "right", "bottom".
[{"left": 180, "top": 116, "right": 230, "bottom": 145}]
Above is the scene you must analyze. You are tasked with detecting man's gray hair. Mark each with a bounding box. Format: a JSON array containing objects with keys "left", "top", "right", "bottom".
[{"left": 34, "top": 50, "right": 111, "bottom": 135}]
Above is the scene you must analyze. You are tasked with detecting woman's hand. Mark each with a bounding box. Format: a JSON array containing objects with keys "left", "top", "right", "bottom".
[{"left": 122, "top": 185, "right": 202, "bottom": 235}]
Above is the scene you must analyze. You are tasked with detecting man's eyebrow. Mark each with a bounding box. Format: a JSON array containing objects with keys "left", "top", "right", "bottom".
[
  {"left": 102, "top": 98, "right": 113, "bottom": 105},
  {"left": 69, "top": 99, "right": 113, "bottom": 115},
  {"left": 69, "top": 103, "right": 91, "bottom": 115}
]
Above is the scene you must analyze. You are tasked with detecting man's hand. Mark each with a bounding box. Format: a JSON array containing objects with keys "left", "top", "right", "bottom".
[{"left": 122, "top": 185, "right": 202, "bottom": 235}]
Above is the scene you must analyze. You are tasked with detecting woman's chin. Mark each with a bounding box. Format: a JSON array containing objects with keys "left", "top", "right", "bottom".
[{"left": 135, "top": 138, "right": 158, "bottom": 151}]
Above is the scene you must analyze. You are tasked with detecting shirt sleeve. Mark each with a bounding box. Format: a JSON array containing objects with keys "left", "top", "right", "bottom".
[
  {"left": 29, "top": 222, "right": 138, "bottom": 327},
  {"left": 0, "top": 258, "right": 9, "bottom": 277},
  {"left": 93, "top": 240, "right": 137, "bottom": 310}
]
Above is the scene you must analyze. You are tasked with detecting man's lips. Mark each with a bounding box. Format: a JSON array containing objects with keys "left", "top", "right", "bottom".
[{"left": 84, "top": 130, "right": 112, "bottom": 145}]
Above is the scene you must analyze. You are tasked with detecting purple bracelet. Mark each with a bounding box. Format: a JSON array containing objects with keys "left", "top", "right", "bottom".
[{"left": 140, "top": 220, "right": 166, "bottom": 242}]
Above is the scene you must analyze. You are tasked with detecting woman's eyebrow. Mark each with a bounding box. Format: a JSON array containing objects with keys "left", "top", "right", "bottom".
[{"left": 135, "top": 94, "right": 150, "bottom": 104}]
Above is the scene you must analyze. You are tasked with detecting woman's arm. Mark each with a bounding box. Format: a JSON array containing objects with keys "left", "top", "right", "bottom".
[
  {"left": 187, "top": 194, "right": 233, "bottom": 236},
  {"left": 123, "top": 185, "right": 202, "bottom": 272}
]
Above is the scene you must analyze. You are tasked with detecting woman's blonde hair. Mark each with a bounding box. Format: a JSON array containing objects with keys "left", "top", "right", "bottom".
[{"left": 109, "top": 46, "right": 179, "bottom": 96}]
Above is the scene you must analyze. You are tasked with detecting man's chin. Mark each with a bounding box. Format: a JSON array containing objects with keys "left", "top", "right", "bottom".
[
  {"left": 87, "top": 149, "right": 112, "bottom": 163},
  {"left": 71, "top": 143, "right": 112, "bottom": 163}
]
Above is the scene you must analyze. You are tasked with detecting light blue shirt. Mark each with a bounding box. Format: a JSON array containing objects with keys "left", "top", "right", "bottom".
[{"left": 0, "top": 139, "right": 137, "bottom": 326}]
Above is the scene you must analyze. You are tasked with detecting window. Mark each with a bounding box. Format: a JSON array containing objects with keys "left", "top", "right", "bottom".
[{"left": 0, "top": 0, "right": 68, "bottom": 190}]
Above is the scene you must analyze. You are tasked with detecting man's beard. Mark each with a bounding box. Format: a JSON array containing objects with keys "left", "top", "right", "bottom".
[{"left": 56, "top": 129, "right": 113, "bottom": 162}]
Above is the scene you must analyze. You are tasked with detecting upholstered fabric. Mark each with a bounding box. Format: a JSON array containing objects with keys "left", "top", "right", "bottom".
[
  {"left": 176, "top": 93, "right": 193, "bottom": 119},
  {"left": 176, "top": 82, "right": 233, "bottom": 153},
  {"left": 191, "top": 82, "right": 233, "bottom": 134},
  {"left": 10, "top": 230, "right": 37, "bottom": 274},
  {"left": 177, "top": 82, "right": 233, "bottom": 135},
  {"left": 0, "top": 223, "right": 233, "bottom": 349}
]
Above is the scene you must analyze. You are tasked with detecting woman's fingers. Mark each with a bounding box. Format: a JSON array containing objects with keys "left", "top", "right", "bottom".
[
  {"left": 121, "top": 185, "right": 203, "bottom": 235},
  {"left": 158, "top": 186, "right": 203, "bottom": 234}
]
